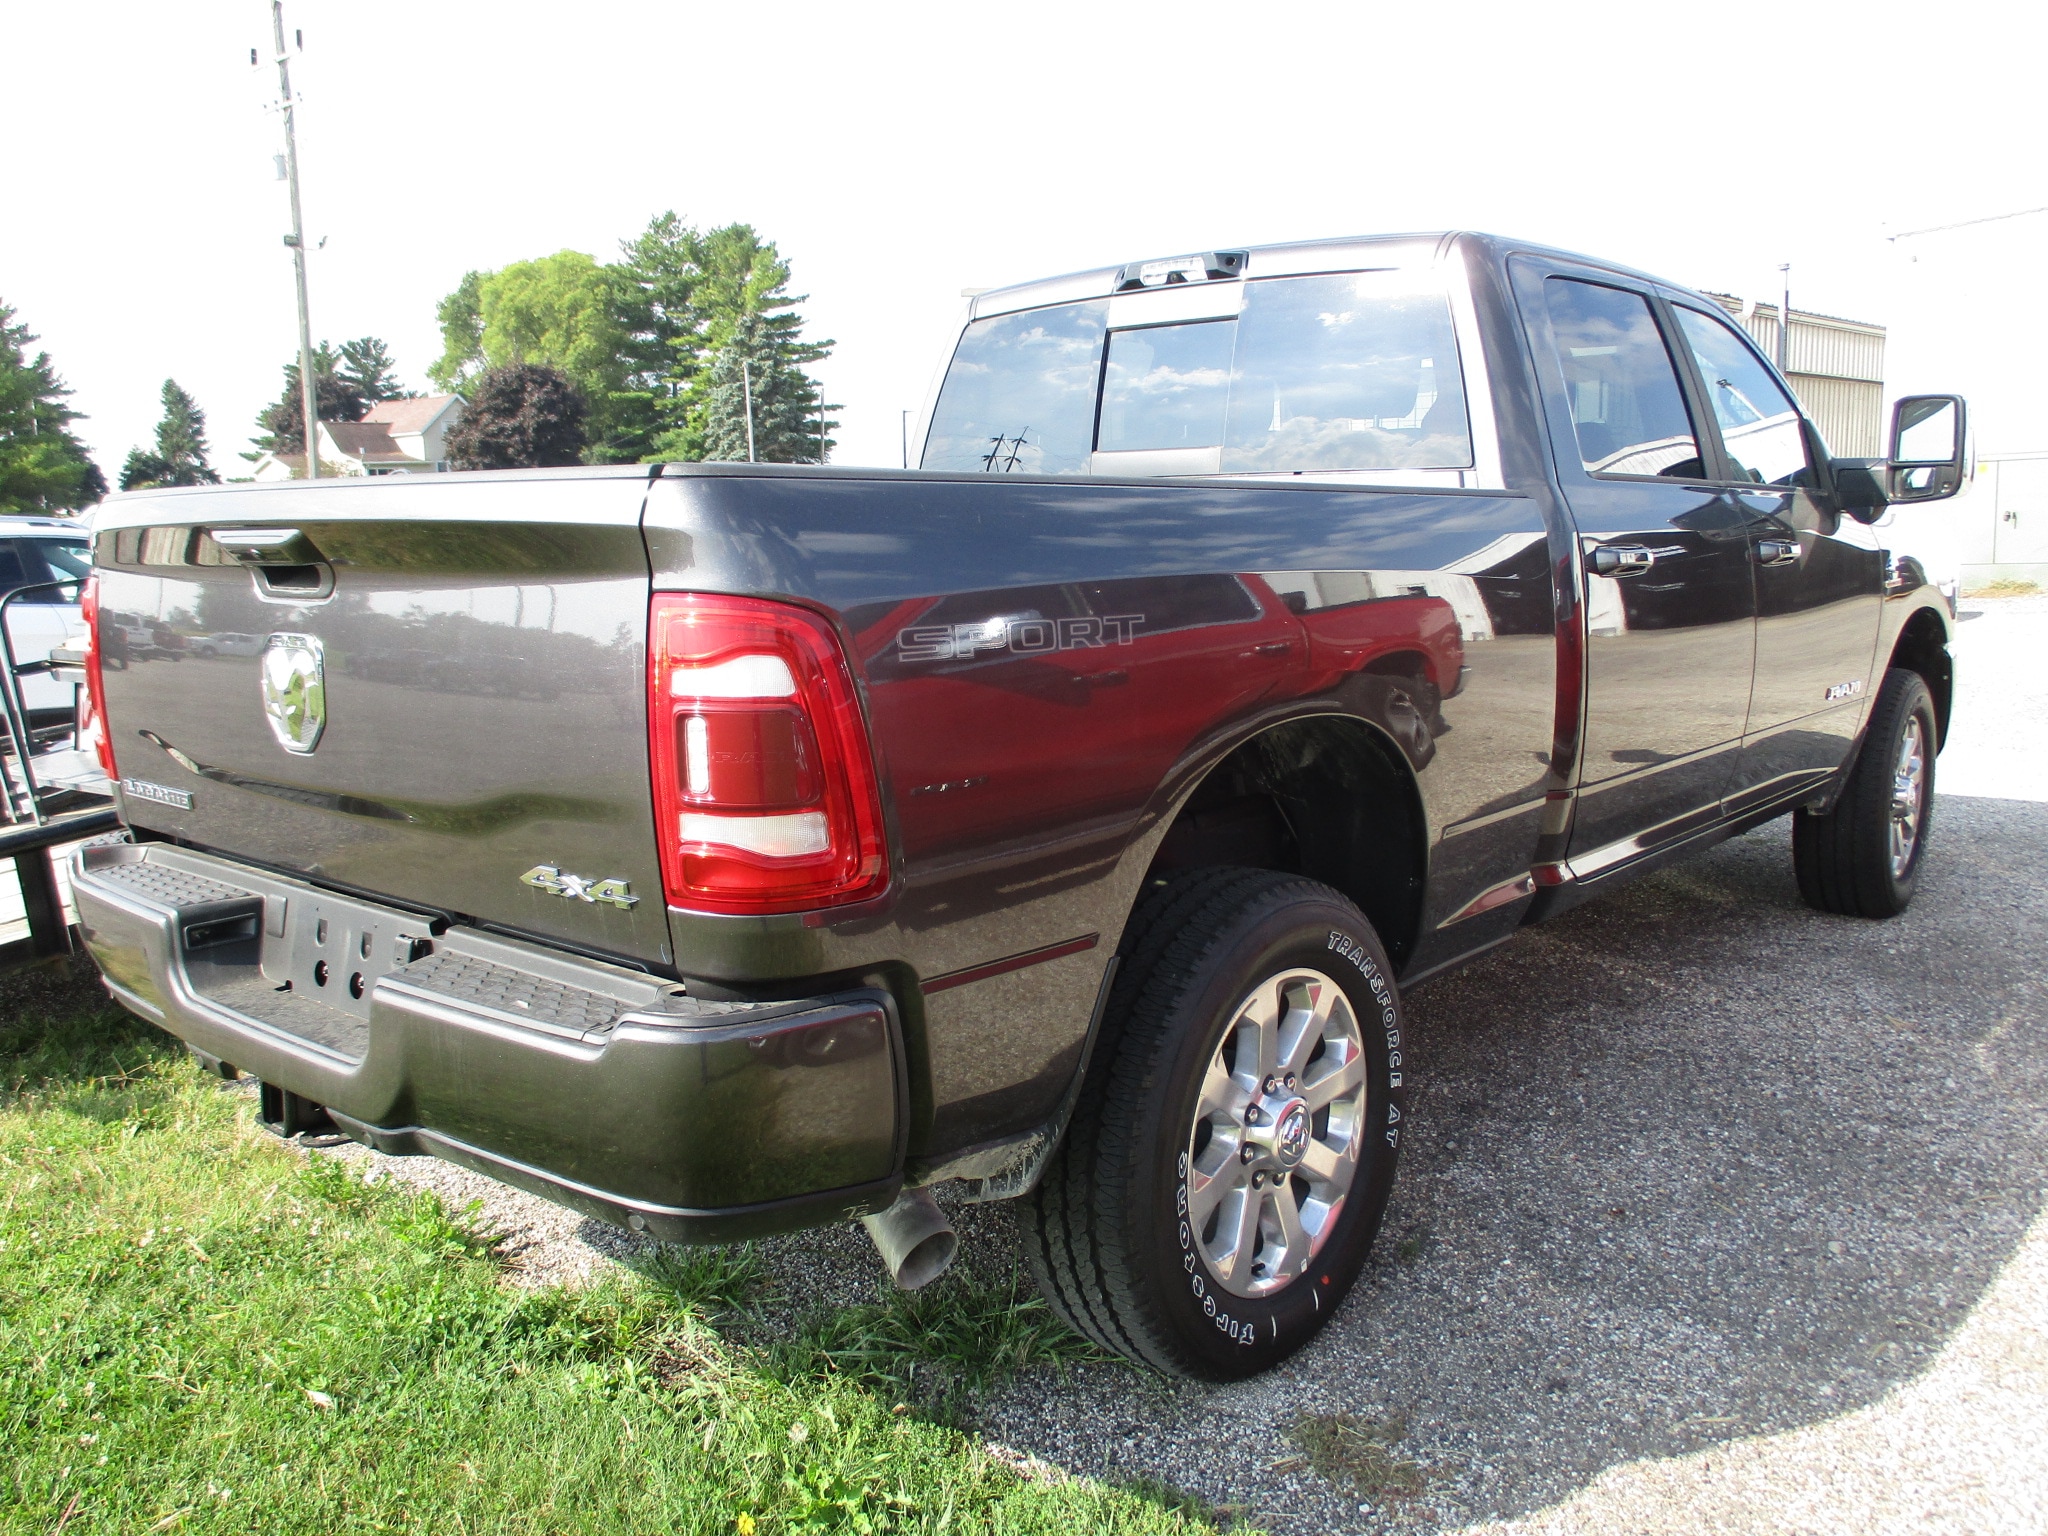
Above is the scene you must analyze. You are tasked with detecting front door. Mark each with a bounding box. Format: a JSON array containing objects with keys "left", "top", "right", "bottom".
[
  {"left": 1666, "top": 303, "right": 1885, "bottom": 807},
  {"left": 1513, "top": 262, "right": 1759, "bottom": 866}
]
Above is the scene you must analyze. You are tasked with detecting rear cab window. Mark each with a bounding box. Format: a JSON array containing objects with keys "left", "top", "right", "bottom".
[{"left": 922, "top": 269, "right": 1474, "bottom": 481}]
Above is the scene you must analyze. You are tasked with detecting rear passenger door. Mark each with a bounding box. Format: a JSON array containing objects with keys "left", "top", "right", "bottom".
[
  {"left": 1512, "top": 260, "right": 1759, "bottom": 867},
  {"left": 1665, "top": 304, "right": 1885, "bottom": 808}
]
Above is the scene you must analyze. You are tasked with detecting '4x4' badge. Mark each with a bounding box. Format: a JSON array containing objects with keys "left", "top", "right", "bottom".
[{"left": 520, "top": 865, "right": 639, "bottom": 910}]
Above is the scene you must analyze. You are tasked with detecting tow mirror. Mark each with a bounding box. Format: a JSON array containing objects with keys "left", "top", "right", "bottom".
[{"left": 1887, "top": 394, "right": 1970, "bottom": 503}]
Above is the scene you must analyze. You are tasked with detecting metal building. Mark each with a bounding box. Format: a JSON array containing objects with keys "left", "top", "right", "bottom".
[
  {"left": 1705, "top": 294, "right": 1887, "bottom": 457},
  {"left": 1962, "top": 453, "right": 2048, "bottom": 586}
]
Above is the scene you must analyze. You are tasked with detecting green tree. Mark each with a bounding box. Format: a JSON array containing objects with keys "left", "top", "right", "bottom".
[
  {"left": 120, "top": 379, "right": 219, "bottom": 490},
  {"left": 430, "top": 254, "right": 651, "bottom": 460},
  {"left": 615, "top": 211, "right": 708, "bottom": 447},
  {"left": 443, "top": 363, "right": 588, "bottom": 469},
  {"left": 480, "top": 252, "right": 652, "bottom": 460},
  {"left": 336, "top": 337, "right": 407, "bottom": 403},
  {"left": 646, "top": 222, "right": 835, "bottom": 463},
  {"left": 429, "top": 270, "right": 487, "bottom": 393},
  {"left": 428, "top": 217, "right": 835, "bottom": 466},
  {"left": 0, "top": 300, "right": 106, "bottom": 513},
  {"left": 250, "top": 344, "right": 368, "bottom": 458},
  {"left": 690, "top": 313, "right": 834, "bottom": 464}
]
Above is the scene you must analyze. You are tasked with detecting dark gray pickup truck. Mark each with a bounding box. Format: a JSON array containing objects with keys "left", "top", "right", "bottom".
[{"left": 72, "top": 232, "right": 1969, "bottom": 1379}]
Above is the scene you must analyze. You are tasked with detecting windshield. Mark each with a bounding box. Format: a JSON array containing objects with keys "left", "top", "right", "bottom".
[{"left": 922, "top": 270, "right": 1472, "bottom": 476}]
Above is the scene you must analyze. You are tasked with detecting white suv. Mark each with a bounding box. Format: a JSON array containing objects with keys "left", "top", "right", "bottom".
[{"left": 0, "top": 516, "right": 93, "bottom": 727}]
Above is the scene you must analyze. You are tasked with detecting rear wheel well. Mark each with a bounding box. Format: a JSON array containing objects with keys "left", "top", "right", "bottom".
[
  {"left": 1362, "top": 649, "right": 1433, "bottom": 682},
  {"left": 1142, "top": 717, "right": 1427, "bottom": 967},
  {"left": 1890, "top": 607, "right": 1953, "bottom": 747}
]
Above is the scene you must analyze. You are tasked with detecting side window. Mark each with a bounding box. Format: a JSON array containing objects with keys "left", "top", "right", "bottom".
[
  {"left": 39, "top": 541, "right": 92, "bottom": 583},
  {"left": 19, "top": 540, "right": 90, "bottom": 602},
  {"left": 1543, "top": 279, "right": 1704, "bottom": 479},
  {"left": 1672, "top": 307, "right": 1809, "bottom": 486},
  {"left": 0, "top": 542, "right": 29, "bottom": 595}
]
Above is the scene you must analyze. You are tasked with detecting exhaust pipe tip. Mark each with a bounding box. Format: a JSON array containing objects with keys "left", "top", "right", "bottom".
[{"left": 860, "top": 1187, "right": 958, "bottom": 1291}]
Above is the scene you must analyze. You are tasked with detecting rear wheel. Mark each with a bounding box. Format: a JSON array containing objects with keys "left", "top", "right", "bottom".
[
  {"left": 1793, "top": 667, "right": 1937, "bottom": 917},
  {"left": 1345, "top": 673, "right": 1440, "bottom": 768},
  {"left": 1021, "top": 867, "right": 1406, "bottom": 1379}
]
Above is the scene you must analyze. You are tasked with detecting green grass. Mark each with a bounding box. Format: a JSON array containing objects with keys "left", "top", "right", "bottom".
[
  {"left": 1, "top": 963, "right": 1256, "bottom": 1535},
  {"left": 759, "top": 1265, "right": 1108, "bottom": 1429}
]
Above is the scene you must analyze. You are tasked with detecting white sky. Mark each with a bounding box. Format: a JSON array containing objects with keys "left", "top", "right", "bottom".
[{"left": 3, "top": 0, "right": 2043, "bottom": 478}]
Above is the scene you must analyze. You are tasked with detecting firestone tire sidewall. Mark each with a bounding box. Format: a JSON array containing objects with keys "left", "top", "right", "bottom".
[{"left": 1129, "top": 894, "right": 1406, "bottom": 1379}]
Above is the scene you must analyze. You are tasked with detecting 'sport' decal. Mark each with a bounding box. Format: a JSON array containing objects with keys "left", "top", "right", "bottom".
[{"left": 897, "top": 613, "right": 1145, "bottom": 662}]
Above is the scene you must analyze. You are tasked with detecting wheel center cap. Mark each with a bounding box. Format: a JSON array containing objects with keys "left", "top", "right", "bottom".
[{"left": 1273, "top": 1099, "right": 1311, "bottom": 1167}]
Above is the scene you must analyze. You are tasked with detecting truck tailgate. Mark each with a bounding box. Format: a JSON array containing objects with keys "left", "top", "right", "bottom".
[{"left": 91, "top": 470, "right": 674, "bottom": 968}]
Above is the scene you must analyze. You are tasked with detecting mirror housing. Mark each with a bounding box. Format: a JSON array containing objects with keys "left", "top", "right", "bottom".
[
  {"left": 1887, "top": 394, "right": 1970, "bottom": 503},
  {"left": 1830, "top": 457, "right": 1890, "bottom": 522}
]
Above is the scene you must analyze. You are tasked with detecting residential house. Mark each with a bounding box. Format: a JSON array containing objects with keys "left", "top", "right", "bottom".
[{"left": 250, "top": 394, "right": 466, "bottom": 481}]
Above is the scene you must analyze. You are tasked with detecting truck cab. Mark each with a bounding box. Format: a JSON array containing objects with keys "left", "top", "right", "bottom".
[{"left": 919, "top": 231, "right": 1967, "bottom": 901}]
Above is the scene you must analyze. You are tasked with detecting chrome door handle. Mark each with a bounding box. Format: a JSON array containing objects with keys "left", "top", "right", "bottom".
[
  {"left": 1589, "top": 544, "right": 1658, "bottom": 577},
  {"left": 209, "top": 527, "right": 325, "bottom": 565},
  {"left": 1755, "top": 538, "right": 1800, "bottom": 566}
]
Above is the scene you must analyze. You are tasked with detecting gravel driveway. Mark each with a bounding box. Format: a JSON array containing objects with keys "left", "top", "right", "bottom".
[{"left": 334, "top": 596, "right": 2048, "bottom": 1536}]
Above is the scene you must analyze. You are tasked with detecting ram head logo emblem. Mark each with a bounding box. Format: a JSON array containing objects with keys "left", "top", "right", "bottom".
[{"left": 259, "top": 633, "right": 327, "bottom": 754}]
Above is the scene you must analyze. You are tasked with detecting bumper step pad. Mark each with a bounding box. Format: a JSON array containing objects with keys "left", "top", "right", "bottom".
[
  {"left": 388, "top": 950, "right": 636, "bottom": 1035},
  {"left": 91, "top": 858, "right": 255, "bottom": 909}
]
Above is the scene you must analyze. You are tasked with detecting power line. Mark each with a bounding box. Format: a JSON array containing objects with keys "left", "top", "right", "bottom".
[{"left": 1888, "top": 205, "right": 2048, "bottom": 241}]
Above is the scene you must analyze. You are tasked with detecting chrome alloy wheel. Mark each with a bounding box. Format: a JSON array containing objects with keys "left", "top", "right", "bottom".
[
  {"left": 1889, "top": 714, "right": 1929, "bottom": 880},
  {"left": 1183, "top": 967, "right": 1368, "bottom": 1299}
]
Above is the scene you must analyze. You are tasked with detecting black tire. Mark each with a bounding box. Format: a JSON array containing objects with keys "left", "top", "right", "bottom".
[
  {"left": 1793, "top": 667, "right": 1937, "bottom": 918},
  {"left": 1021, "top": 867, "right": 1407, "bottom": 1380}
]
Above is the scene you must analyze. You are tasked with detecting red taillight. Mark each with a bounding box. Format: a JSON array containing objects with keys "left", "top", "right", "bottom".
[
  {"left": 78, "top": 573, "right": 117, "bottom": 780},
  {"left": 648, "top": 592, "right": 888, "bottom": 915}
]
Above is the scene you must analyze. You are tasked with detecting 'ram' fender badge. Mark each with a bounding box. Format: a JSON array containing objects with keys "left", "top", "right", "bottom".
[
  {"left": 520, "top": 865, "right": 640, "bottom": 910},
  {"left": 260, "top": 633, "right": 327, "bottom": 754}
]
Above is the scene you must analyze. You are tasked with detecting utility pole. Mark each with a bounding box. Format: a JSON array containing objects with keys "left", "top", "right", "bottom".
[
  {"left": 817, "top": 380, "right": 827, "bottom": 466},
  {"left": 266, "top": 3, "right": 319, "bottom": 478},
  {"left": 1776, "top": 262, "right": 1791, "bottom": 375},
  {"left": 900, "top": 409, "right": 909, "bottom": 469},
  {"left": 740, "top": 358, "right": 757, "bottom": 463}
]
